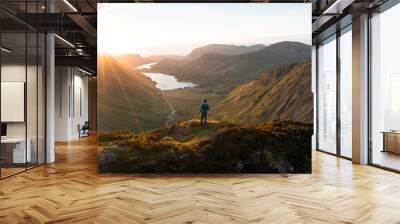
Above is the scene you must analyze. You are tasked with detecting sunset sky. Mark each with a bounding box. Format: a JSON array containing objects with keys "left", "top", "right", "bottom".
[{"left": 98, "top": 3, "right": 311, "bottom": 56}]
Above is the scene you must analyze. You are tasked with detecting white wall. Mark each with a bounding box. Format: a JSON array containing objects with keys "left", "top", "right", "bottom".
[
  {"left": 55, "top": 66, "right": 70, "bottom": 141},
  {"left": 55, "top": 67, "right": 89, "bottom": 141},
  {"left": 1, "top": 65, "right": 36, "bottom": 138},
  {"left": 72, "top": 73, "right": 89, "bottom": 138},
  {"left": 1, "top": 63, "right": 46, "bottom": 164}
]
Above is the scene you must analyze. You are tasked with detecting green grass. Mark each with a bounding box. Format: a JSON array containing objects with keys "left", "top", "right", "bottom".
[
  {"left": 163, "top": 87, "right": 225, "bottom": 123},
  {"left": 163, "top": 120, "right": 229, "bottom": 142}
]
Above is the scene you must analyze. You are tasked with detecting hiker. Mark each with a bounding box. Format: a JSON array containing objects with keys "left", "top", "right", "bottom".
[{"left": 200, "top": 99, "right": 210, "bottom": 126}]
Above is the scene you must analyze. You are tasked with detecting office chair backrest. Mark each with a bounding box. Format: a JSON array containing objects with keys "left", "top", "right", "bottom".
[{"left": 83, "top": 121, "right": 90, "bottom": 129}]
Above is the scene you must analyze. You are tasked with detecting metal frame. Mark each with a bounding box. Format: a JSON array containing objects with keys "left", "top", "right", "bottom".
[
  {"left": 316, "top": 44, "right": 320, "bottom": 151},
  {"left": 25, "top": 2, "right": 28, "bottom": 171},
  {"left": 367, "top": 10, "right": 373, "bottom": 166},
  {"left": 315, "top": 21, "right": 353, "bottom": 161},
  {"left": 336, "top": 27, "right": 341, "bottom": 158},
  {"left": 0, "top": 20, "right": 2, "bottom": 179}
]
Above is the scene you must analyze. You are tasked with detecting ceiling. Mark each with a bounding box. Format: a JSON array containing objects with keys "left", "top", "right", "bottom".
[{"left": 0, "top": 0, "right": 392, "bottom": 75}]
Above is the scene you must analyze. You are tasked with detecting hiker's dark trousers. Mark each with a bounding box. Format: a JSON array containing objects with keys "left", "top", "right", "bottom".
[{"left": 200, "top": 112, "right": 207, "bottom": 125}]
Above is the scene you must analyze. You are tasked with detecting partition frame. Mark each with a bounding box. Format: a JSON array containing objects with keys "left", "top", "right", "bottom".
[{"left": 0, "top": 0, "right": 47, "bottom": 180}]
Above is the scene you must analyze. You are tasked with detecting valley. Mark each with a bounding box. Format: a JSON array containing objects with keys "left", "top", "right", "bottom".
[
  {"left": 99, "top": 41, "right": 313, "bottom": 134},
  {"left": 97, "top": 41, "right": 313, "bottom": 174}
]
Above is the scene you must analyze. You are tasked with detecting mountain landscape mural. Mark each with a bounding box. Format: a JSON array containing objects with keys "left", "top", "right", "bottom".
[{"left": 97, "top": 3, "right": 312, "bottom": 174}]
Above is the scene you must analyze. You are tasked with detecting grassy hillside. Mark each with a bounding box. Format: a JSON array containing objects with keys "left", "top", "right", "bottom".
[
  {"left": 98, "top": 54, "right": 171, "bottom": 132},
  {"left": 212, "top": 60, "right": 313, "bottom": 124},
  {"left": 98, "top": 119, "right": 312, "bottom": 173},
  {"left": 151, "top": 41, "right": 311, "bottom": 93},
  {"left": 163, "top": 87, "right": 224, "bottom": 123}
]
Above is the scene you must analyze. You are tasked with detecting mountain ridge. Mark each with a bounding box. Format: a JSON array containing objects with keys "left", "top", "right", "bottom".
[
  {"left": 151, "top": 41, "right": 311, "bottom": 93},
  {"left": 185, "top": 44, "right": 266, "bottom": 61}
]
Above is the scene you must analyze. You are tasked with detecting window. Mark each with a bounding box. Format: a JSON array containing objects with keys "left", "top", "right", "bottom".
[
  {"left": 339, "top": 27, "right": 352, "bottom": 158},
  {"left": 317, "top": 36, "right": 337, "bottom": 154},
  {"left": 370, "top": 3, "right": 400, "bottom": 171}
]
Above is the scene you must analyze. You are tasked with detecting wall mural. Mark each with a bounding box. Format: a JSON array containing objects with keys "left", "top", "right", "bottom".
[{"left": 97, "top": 3, "right": 313, "bottom": 173}]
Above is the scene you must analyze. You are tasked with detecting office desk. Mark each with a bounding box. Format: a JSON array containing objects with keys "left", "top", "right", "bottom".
[
  {"left": 1, "top": 138, "right": 31, "bottom": 163},
  {"left": 382, "top": 131, "right": 400, "bottom": 154}
]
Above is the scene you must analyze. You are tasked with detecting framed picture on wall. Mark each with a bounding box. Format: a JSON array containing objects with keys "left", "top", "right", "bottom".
[{"left": 97, "top": 3, "right": 313, "bottom": 174}]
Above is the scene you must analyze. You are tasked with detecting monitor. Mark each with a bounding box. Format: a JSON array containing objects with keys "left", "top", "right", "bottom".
[{"left": 1, "top": 123, "right": 7, "bottom": 137}]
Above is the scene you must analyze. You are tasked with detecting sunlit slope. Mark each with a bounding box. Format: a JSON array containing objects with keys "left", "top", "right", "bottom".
[
  {"left": 212, "top": 60, "right": 312, "bottom": 124},
  {"left": 98, "top": 119, "right": 312, "bottom": 173},
  {"left": 97, "top": 54, "right": 171, "bottom": 132}
]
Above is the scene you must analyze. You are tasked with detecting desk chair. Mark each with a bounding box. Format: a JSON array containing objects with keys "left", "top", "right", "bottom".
[{"left": 79, "top": 121, "right": 90, "bottom": 138}]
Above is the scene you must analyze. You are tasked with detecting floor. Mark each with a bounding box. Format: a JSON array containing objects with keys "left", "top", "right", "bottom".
[
  {"left": 372, "top": 150, "right": 400, "bottom": 171},
  {"left": 0, "top": 136, "right": 400, "bottom": 223},
  {"left": 1, "top": 163, "right": 42, "bottom": 178},
  {"left": 0, "top": 167, "right": 26, "bottom": 178}
]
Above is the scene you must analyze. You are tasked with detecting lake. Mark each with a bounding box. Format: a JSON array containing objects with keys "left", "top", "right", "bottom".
[{"left": 136, "top": 62, "right": 197, "bottom": 91}]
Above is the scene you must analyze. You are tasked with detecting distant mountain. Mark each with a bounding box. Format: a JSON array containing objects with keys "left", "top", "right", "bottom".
[
  {"left": 185, "top": 44, "right": 266, "bottom": 61},
  {"left": 151, "top": 41, "right": 311, "bottom": 93},
  {"left": 212, "top": 60, "right": 313, "bottom": 124},
  {"left": 98, "top": 54, "right": 171, "bottom": 132}
]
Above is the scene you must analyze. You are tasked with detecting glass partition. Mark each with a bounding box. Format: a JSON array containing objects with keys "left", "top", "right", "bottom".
[
  {"left": 0, "top": 3, "right": 46, "bottom": 179},
  {"left": 317, "top": 35, "right": 337, "bottom": 154},
  {"left": 1, "top": 31, "right": 28, "bottom": 177}
]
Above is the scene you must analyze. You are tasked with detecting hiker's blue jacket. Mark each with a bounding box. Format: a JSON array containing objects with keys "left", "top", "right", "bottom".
[{"left": 200, "top": 103, "right": 209, "bottom": 114}]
